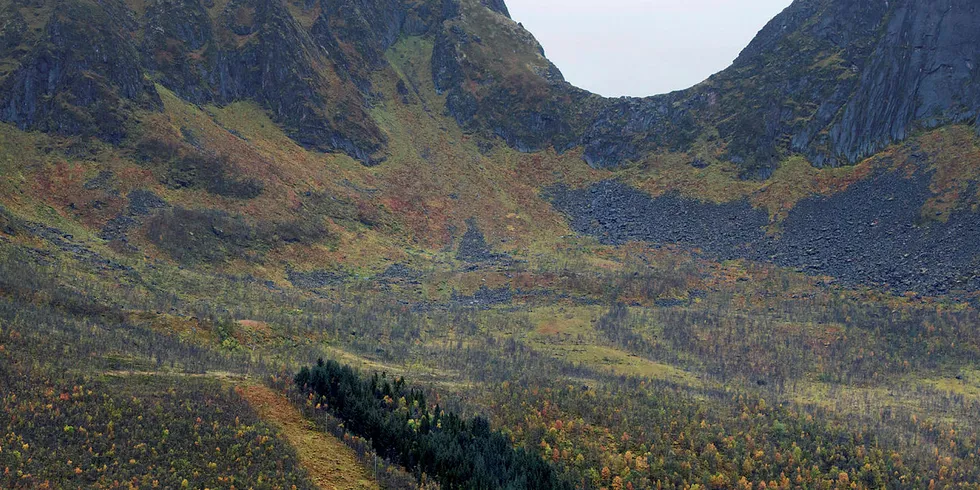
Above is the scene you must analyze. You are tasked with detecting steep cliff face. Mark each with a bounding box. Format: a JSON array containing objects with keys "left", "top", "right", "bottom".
[
  {"left": 139, "top": 0, "right": 404, "bottom": 163},
  {"left": 479, "top": 0, "right": 508, "bottom": 18},
  {"left": 429, "top": 0, "right": 980, "bottom": 176},
  {"left": 4, "top": 0, "right": 975, "bottom": 174},
  {"left": 430, "top": 0, "right": 600, "bottom": 153},
  {"left": 584, "top": 0, "right": 980, "bottom": 173},
  {"left": 0, "top": 0, "right": 448, "bottom": 164},
  {"left": 829, "top": 0, "right": 980, "bottom": 163},
  {"left": 0, "top": 0, "right": 160, "bottom": 142}
]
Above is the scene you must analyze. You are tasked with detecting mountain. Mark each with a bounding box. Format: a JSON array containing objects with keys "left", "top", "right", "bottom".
[
  {"left": 4, "top": 0, "right": 980, "bottom": 488},
  {"left": 432, "top": 0, "right": 980, "bottom": 174},
  {"left": 4, "top": 0, "right": 978, "bottom": 295},
  {"left": 9, "top": 0, "right": 978, "bottom": 168},
  {"left": 4, "top": 0, "right": 978, "bottom": 172}
]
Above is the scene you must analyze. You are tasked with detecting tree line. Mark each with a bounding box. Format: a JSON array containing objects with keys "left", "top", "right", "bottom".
[{"left": 296, "top": 359, "right": 570, "bottom": 490}]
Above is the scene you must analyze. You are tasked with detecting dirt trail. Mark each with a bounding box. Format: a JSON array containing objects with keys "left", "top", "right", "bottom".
[{"left": 237, "top": 384, "right": 379, "bottom": 490}]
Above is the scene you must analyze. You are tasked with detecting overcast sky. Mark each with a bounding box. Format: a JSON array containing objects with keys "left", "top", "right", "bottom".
[{"left": 505, "top": 0, "right": 794, "bottom": 97}]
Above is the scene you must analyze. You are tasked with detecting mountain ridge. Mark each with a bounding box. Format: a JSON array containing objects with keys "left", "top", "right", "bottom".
[
  {"left": 3, "top": 0, "right": 977, "bottom": 175},
  {"left": 0, "top": 0, "right": 979, "bottom": 297},
  {"left": 5, "top": 2, "right": 980, "bottom": 488},
  {"left": 431, "top": 0, "right": 980, "bottom": 175}
]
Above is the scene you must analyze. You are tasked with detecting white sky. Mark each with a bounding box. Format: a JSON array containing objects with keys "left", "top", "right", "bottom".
[{"left": 505, "top": 0, "right": 794, "bottom": 97}]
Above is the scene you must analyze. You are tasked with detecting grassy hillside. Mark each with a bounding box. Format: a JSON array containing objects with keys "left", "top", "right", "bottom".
[
  {"left": 2, "top": 0, "right": 980, "bottom": 488},
  {"left": 3, "top": 198, "right": 980, "bottom": 488}
]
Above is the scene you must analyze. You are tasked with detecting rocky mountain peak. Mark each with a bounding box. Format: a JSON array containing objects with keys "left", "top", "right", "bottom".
[
  {"left": 431, "top": 0, "right": 980, "bottom": 176},
  {"left": 0, "top": 0, "right": 977, "bottom": 175}
]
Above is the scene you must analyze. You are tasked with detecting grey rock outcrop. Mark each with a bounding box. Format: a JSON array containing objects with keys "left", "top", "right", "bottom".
[
  {"left": 431, "top": 0, "right": 980, "bottom": 175},
  {"left": 0, "top": 1, "right": 161, "bottom": 142},
  {"left": 829, "top": 0, "right": 980, "bottom": 163}
]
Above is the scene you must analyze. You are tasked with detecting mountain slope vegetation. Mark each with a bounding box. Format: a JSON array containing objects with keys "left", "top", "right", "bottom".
[{"left": 2, "top": 0, "right": 980, "bottom": 488}]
